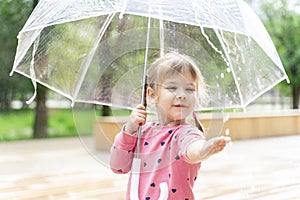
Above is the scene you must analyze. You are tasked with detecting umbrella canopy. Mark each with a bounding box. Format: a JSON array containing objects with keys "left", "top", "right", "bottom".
[{"left": 10, "top": 0, "right": 289, "bottom": 110}]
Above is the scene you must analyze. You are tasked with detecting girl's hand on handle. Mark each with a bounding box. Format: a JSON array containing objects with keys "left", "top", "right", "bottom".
[{"left": 124, "top": 104, "right": 147, "bottom": 134}]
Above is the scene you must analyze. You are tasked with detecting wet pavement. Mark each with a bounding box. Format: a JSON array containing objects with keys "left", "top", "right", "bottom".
[{"left": 0, "top": 135, "right": 299, "bottom": 200}]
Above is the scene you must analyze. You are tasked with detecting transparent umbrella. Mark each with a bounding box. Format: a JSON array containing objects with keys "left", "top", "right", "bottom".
[
  {"left": 10, "top": 0, "right": 288, "bottom": 110},
  {"left": 10, "top": 0, "right": 289, "bottom": 199}
]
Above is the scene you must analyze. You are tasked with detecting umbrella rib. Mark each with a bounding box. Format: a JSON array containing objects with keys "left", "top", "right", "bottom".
[
  {"left": 26, "top": 34, "right": 41, "bottom": 104},
  {"left": 71, "top": 13, "right": 116, "bottom": 106},
  {"left": 10, "top": 29, "right": 43, "bottom": 77},
  {"left": 140, "top": 16, "right": 151, "bottom": 108},
  {"left": 119, "top": 0, "right": 129, "bottom": 19},
  {"left": 159, "top": 19, "right": 164, "bottom": 56},
  {"left": 214, "top": 29, "right": 245, "bottom": 107},
  {"left": 136, "top": 16, "right": 152, "bottom": 159},
  {"left": 243, "top": 76, "right": 288, "bottom": 108},
  {"left": 13, "top": 69, "right": 74, "bottom": 103}
]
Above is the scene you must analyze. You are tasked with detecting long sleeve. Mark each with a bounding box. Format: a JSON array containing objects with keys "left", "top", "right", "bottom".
[{"left": 109, "top": 130, "right": 137, "bottom": 174}]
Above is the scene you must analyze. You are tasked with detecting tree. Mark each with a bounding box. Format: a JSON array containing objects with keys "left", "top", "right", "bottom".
[
  {"left": 263, "top": 0, "right": 300, "bottom": 109},
  {"left": 0, "top": 0, "right": 32, "bottom": 111},
  {"left": 0, "top": 0, "right": 49, "bottom": 137},
  {"left": 33, "top": 84, "right": 48, "bottom": 138},
  {"left": 248, "top": 0, "right": 300, "bottom": 109},
  {"left": 30, "top": 0, "right": 49, "bottom": 138}
]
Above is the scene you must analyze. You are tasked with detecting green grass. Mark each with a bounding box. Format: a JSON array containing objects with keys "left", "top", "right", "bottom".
[
  {"left": 0, "top": 109, "right": 84, "bottom": 141},
  {"left": 48, "top": 109, "right": 79, "bottom": 138},
  {"left": 0, "top": 109, "right": 34, "bottom": 141},
  {"left": 0, "top": 107, "right": 132, "bottom": 142}
]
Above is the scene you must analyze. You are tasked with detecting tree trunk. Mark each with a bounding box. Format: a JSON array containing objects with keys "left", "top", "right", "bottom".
[
  {"left": 292, "top": 84, "right": 300, "bottom": 109},
  {"left": 31, "top": 0, "right": 48, "bottom": 139},
  {"left": 102, "top": 105, "right": 111, "bottom": 116},
  {"left": 0, "top": 87, "right": 10, "bottom": 112},
  {"left": 33, "top": 85, "right": 48, "bottom": 138}
]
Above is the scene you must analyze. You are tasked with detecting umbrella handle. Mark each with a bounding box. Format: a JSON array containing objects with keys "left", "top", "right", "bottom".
[
  {"left": 130, "top": 158, "right": 141, "bottom": 200},
  {"left": 158, "top": 182, "right": 169, "bottom": 200},
  {"left": 129, "top": 158, "right": 169, "bottom": 200},
  {"left": 142, "top": 76, "right": 148, "bottom": 107},
  {"left": 130, "top": 76, "right": 169, "bottom": 200}
]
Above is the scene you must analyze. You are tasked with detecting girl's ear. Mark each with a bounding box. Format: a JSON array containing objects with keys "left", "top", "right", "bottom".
[{"left": 146, "top": 87, "right": 157, "bottom": 104}]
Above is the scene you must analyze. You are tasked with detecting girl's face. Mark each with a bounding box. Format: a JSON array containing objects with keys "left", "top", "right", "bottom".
[{"left": 148, "top": 71, "right": 197, "bottom": 126}]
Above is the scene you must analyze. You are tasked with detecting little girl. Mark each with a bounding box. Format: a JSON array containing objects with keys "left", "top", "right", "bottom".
[{"left": 110, "top": 52, "right": 231, "bottom": 199}]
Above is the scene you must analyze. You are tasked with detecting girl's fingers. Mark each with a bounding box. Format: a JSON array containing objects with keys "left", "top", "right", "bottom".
[
  {"left": 128, "top": 104, "right": 148, "bottom": 129},
  {"left": 223, "top": 136, "right": 231, "bottom": 143},
  {"left": 211, "top": 137, "right": 231, "bottom": 153},
  {"left": 136, "top": 104, "right": 146, "bottom": 111}
]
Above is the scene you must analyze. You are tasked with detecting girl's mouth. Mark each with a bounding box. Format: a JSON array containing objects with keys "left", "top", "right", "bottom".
[{"left": 173, "top": 104, "right": 188, "bottom": 108}]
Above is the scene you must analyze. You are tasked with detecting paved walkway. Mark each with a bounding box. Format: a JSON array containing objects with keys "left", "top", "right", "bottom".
[{"left": 0, "top": 135, "right": 299, "bottom": 200}]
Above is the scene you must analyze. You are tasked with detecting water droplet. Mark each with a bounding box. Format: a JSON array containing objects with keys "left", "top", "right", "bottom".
[
  {"left": 247, "top": 36, "right": 252, "bottom": 42},
  {"left": 225, "top": 128, "right": 230, "bottom": 135}
]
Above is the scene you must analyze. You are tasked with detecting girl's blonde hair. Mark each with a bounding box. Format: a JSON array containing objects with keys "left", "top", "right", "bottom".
[{"left": 147, "top": 52, "right": 208, "bottom": 107}]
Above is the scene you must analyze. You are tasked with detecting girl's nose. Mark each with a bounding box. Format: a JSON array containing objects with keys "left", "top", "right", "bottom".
[{"left": 176, "top": 90, "right": 187, "bottom": 100}]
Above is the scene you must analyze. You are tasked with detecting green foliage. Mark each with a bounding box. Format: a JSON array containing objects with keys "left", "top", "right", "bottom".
[
  {"left": 246, "top": 0, "right": 300, "bottom": 108},
  {"left": 0, "top": 0, "right": 33, "bottom": 111},
  {"left": 0, "top": 107, "right": 131, "bottom": 141},
  {"left": 259, "top": 0, "right": 300, "bottom": 108},
  {"left": 47, "top": 109, "right": 77, "bottom": 138},
  {"left": 0, "top": 109, "right": 33, "bottom": 140},
  {"left": 0, "top": 109, "right": 81, "bottom": 141}
]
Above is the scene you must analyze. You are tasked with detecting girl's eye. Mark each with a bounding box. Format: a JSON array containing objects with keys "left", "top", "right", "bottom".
[
  {"left": 165, "top": 86, "right": 177, "bottom": 91},
  {"left": 186, "top": 87, "right": 196, "bottom": 92}
]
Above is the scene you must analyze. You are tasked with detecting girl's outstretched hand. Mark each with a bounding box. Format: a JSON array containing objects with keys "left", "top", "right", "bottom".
[
  {"left": 199, "top": 136, "right": 231, "bottom": 159},
  {"left": 187, "top": 136, "right": 231, "bottom": 163},
  {"left": 124, "top": 104, "right": 147, "bottom": 134}
]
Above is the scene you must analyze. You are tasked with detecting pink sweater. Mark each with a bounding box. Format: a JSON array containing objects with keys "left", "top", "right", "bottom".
[{"left": 110, "top": 122, "right": 204, "bottom": 200}]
